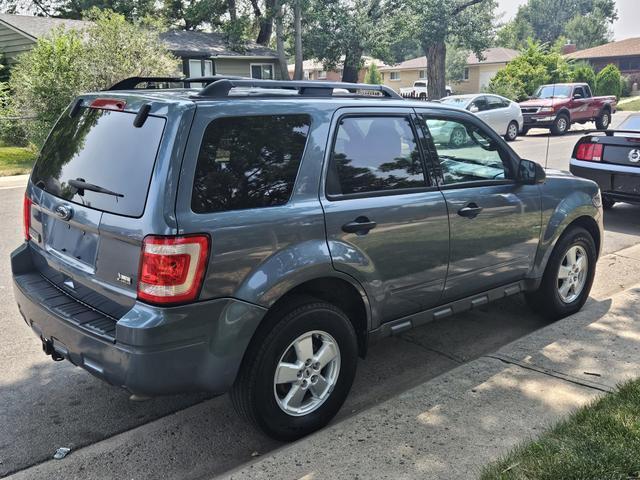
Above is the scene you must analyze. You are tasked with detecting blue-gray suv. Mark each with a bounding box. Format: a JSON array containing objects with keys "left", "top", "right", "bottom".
[{"left": 12, "top": 77, "right": 603, "bottom": 440}]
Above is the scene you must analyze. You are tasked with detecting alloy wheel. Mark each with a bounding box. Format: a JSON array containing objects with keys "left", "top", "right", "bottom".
[{"left": 557, "top": 245, "right": 588, "bottom": 303}]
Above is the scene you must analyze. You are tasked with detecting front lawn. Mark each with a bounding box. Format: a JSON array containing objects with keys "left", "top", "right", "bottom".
[
  {"left": 618, "top": 98, "right": 640, "bottom": 112},
  {"left": 0, "top": 146, "right": 37, "bottom": 176},
  {"left": 481, "top": 379, "right": 640, "bottom": 480}
]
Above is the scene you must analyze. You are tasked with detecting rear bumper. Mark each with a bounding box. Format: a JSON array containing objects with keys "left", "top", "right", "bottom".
[
  {"left": 11, "top": 243, "right": 266, "bottom": 395},
  {"left": 570, "top": 160, "right": 640, "bottom": 204}
]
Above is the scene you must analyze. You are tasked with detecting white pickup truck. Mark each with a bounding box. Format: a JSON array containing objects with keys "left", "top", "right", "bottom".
[{"left": 399, "top": 80, "right": 452, "bottom": 99}]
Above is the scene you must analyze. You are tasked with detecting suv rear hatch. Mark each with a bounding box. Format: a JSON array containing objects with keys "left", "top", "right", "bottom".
[{"left": 25, "top": 99, "right": 168, "bottom": 330}]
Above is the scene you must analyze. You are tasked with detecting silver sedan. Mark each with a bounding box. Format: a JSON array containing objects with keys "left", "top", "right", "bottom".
[{"left": 440, "top": 94, "right": 524, "bottom": 142}]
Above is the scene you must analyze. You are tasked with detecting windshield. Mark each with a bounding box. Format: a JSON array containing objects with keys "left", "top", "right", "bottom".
[
  {"left": 619, "top": 115, "right": 640, "bottom": 131},
  {"left": 534, "top": 85, "right": 572, "bottom": 99},
  {"left": 440, "top": 97, "right": 473, "bottom": 107},
  {"left": 31, "top": 106, "right": 166, "bottom": 217}
]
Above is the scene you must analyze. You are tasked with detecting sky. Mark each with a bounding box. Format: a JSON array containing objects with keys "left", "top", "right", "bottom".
[{"left": 497, "top": 0, "right": 640, "bottom": 40}]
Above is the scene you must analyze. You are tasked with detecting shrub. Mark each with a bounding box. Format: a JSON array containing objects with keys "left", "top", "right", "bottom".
[
  {"left": 570, "top": 62, "right": 596, "bottom": 91},
  {"left": 595, "top": 64, "right": 622, "bottom": 98},
  {"left": 8, "top": 9, "right": 179, "bottom": 148},
  {"left": 365, "top": 63, "right": 382, "bottom": 84},
  {"left": 620, "top": 76, "right": 631, "bottom": 98}
]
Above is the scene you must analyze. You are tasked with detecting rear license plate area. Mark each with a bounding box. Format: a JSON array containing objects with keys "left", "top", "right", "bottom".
[
  {"left": 42, "top": 216, "right": 99, "bottom": 268},
  {"left": 613, "top": 174, "right": 640, "bottom": 195}
]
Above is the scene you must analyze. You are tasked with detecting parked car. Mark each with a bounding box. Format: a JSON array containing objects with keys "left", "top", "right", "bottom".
[
  {"left": 570, "top": 113, "right": 640, "bottom": 209},
  {"left": 12, "top": 77, "right": 603, "bottom": 442},
  {"left": 519, "top": 83, "right": 617, "bottom": 136},
  {"left": 439, "top": 94, "right": 523, "bottom": 142},
  {"left": 400, "top": 80, "right": 452, "bottom": 99}
]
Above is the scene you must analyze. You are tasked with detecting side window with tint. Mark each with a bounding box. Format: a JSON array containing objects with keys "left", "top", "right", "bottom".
[
  {"left": 487, "top": 96, "right": 505, "bottom": 110},
  {"left": 191, "top": 115, "right": 311, "bottom": 213},
  {"left": 421, "top": 116, "right": 512, "bottom": 185},
  {"left": 327, "top": 116, "right": 426, "bottom": 196}
]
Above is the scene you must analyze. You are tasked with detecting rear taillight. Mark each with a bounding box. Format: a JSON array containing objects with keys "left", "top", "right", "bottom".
[
  {"left": 137, "top": 235, "right": 210, "bottom": 305},
  {"left": 575, "top": 143, "right": 604, "bottom": 162},
  {"left": 23, "top": 194, "right": 32, "bottom": 241}
]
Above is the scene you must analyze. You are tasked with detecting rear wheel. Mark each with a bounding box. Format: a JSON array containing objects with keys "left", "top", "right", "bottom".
[
  {"left": 231, "top": 297, "right": 358, "bottom": 441},
  {"left": 505, "top": 121, "right": 519, "bottom": 142},
  {"left": 419, "top": 92, "right": 427, "bottom": 100},
  {"left": 595, "top": 109, "right": 611, "bottom": 130},
  {"left": 550, "top": 114, "right": 570, "bottom": 136},
  {"left": 449, "top": 127, "right": 467, "bottom": 148},
  {"left": 525, "top": 226, "right": 596, "bottom": 320},
  {"left": 521, "top": 127, "right": 530, "bottom": 136}
]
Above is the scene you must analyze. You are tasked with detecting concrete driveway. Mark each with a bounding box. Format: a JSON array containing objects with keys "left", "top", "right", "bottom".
[{"left": 2, "top": 118, "right": 640, "bottom": 479}]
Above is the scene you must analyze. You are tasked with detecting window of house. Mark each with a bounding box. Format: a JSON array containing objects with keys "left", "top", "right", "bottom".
[
  {"left": 390, "top": 71, "right": 400, "bottom": 81},
  {"left": 191, "top": 115, "right": 311, "bottom": 213},
  {"left": 463, "top": 67, "right": 470, "bottom": 81},
  {"left": 419, "top": 69, "right": 427, "bottom": 79},
  {"left": 318, "top": 70, "right": 328, "bottom": 79},
  {"left": 421, "top": 116, "right": 512, "bottom": 185},
  {"left": 327, "top": 116, "right": 426, "bottom": 196},
  {"left": 250, "top": 64, "right": 274, "bottom": 80}
]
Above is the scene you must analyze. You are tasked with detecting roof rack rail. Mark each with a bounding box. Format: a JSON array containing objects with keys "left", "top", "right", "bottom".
[
  {"left": 193, "top": 79, "right": 403, "bottom": 99},
  {"left": 107, "top": 77, "right": 185, "bottom": 90},
  {"left": 107, "top": 75, "right": 248, "bottom": 91}
]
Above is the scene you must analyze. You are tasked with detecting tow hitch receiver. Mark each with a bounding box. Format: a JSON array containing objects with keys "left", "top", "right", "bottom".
[{"left": 42, "top": 337, "right": 65, "bottom": 361}]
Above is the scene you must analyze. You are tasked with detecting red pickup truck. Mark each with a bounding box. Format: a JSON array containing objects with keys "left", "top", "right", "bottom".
[{"left": 519, "top": 83, "right": 617, "bottom": 136}]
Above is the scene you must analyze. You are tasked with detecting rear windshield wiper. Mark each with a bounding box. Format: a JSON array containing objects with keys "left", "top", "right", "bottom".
[{"left": 68, "top": 178, "right": 124, "bottom": 198}]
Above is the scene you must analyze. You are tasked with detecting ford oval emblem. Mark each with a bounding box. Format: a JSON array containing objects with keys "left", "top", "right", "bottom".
[
  {"left": 54, "top": 204, "right": 73, "bottom": 221},
  {"left": 629, "top": 149, "right": 640, "bottom": 163}
]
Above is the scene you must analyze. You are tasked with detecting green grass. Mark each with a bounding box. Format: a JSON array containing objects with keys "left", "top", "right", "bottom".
[
  {"left": 0, "top": 146, "right": 36, "bottom": 176},
  {"left": 481, "top": 379, "right": 640, "bottom": 480},
  {"left": 618, "top": 98, "right": 640, "bottom": 111}
]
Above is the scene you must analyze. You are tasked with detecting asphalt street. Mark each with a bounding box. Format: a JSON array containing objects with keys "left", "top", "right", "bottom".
[{"left": 2, "top": 118, "right": 640, "bottom": 479}]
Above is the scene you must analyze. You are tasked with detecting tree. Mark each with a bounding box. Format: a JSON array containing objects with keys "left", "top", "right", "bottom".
[
  {"left": 365, "top": 62, "right": 382, "bottom": 84},
  {"left": 273, "top": 0, "right": 290, "bottom": 79},
  {"left": 445, "top": 46, "right": 469, "bottom": 84},
  {"left": 595, "top": 64, "right": 621, "bottom": 97},
  {"left": 292, "top": 0, "right": 303, "bottom": 80},
  {"left": 0, "top": 53, "right": 9, "bottom": 83},
  {"left": 488, "top": 41, "right": 571, "bottom": 101},
  {"left": 570, "top": 62, "right": 596, "bottom": 90},
  {"left": 161, "top": 0, "right": 228, "bottom": 31},
  {"left": 403, "top": 0, "right": 496, "bottom": 99},
  {"left": 8, "top": 10, "right": 179, "bottom": 147},
  {"left": 303, "top": 0, "right": 389, "bottom": 83},
  {"left": 496, "top": 0, "right": 617, "bottom": 49},
  {"left": 57, "top": 0, "right": 157, "bottom": 21}
]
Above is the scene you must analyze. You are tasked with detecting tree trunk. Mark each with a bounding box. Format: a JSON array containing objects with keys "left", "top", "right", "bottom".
[
  {"left": 342, "top": 48, "right": 363, "bottom": 83},
  {"left": 255, "top": 0, "right": 275, "bottom": 45},
  {"left": 293, "top": 0, "right": 303, "bottom": 80},
  {"left": 228, "top": 0, "right": 237, "bottom": 21},
  {"left": 274, "top": 1, "right": 290, "bottom": 80},
  {"left": 425, "top": 41, "right": 446, "bottom": 100}
]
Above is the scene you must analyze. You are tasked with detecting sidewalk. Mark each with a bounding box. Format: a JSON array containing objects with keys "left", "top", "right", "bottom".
[{"left": 220, "top": 249, "right": 640, "bottom": 480}]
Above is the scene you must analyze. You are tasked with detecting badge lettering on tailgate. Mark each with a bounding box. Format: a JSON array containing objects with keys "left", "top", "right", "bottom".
[{"left": 117, "top": 273, "right": 132, "bottom": 285}]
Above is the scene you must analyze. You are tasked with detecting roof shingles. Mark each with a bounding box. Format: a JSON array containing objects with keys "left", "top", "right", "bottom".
[{"left": 566, "top": 37, "right": 640, "bottom": 60}]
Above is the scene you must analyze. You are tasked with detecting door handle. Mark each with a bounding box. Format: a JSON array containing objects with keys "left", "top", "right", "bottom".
[
  {"left": 342, "top": 216, "right": 377, "bottom": 235},
  {"left": 458, "top": 203, "right": 483, "bottom": 219}
]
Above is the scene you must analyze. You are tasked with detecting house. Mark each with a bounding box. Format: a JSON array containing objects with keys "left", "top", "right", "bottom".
[
  {"left": 288, "top": 56, "right": 383, "bottom": 82},
  {"left": 565, "top": 37, "right": 640, "bottom": 78},
  {"left": 0, "top": 13, "right": 279, "bottom": 79},
  {"left": 379, "top": 47, "right": 519, "bottom": 94}
]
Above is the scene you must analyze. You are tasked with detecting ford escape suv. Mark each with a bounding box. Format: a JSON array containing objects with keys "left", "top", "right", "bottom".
[{"left": 12, "top": 77, "right": 603, "bottom": 441}]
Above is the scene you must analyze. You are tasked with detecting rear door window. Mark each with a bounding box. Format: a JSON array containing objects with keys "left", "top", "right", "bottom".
[
  {"left": 327, "top": 116, "right": 426, "bottom": 196},
  {"left": 31, "top": 107, "right": 165, "bottom": 217},
  {"left": 191, "top": 114, "right": 311, "bottom": 213}
]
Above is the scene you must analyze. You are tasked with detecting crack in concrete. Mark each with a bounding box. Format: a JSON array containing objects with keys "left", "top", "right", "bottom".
[
  {"left": 485, "top": 353, "right": 614, "bottom": 394},
  {"left": 398, "top": 335, "right": 466, "bottom": 365}
]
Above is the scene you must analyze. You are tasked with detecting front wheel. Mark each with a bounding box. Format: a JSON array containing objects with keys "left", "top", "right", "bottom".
[
  {"left": 525, "top": 226, "right": 596, "bottom": 320},
  {"left": 449, "top": 127, "right": 467, "bottom": 148},
  {"left": 505, "top": 121, "right": 519, "bottom": 142},
  {"left": 231, "top": 297, "right": 358, "bottom": 441},
  {"left": 602, "top": 195, "right": 616, "bottom": 210},
  {"left": 550, "top": 114, "right": 570, "bottom": 136}
]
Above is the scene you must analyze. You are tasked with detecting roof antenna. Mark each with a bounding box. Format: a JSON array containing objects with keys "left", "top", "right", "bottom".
[{"left": 543, "top": 81, "right": 557, "bottom": 169}]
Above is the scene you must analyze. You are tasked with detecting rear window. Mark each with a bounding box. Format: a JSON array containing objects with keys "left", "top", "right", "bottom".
[
  {"left": 191, "top": 114, "right": 311, "bottom": 213},
  {"left": 31, "top": 106, "right": 165, "bottom": 217}
]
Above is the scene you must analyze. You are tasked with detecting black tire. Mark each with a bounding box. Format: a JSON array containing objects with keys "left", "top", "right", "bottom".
[
  {"left": 419, "top": 92, "right": 427, "bottom": 100},
  {"left": 550, "top": 113, "right": 570, "bottom": 136},
  {"left": 449, "top": 127, "right": 467, "bottom": 148},
  {"left": 521, "top": 127, "right": 530, "bottom": 136},
  {"left": 602, "top": 195, "right": 616, "bottom": 210},
  {"left": 595, "top": 109, "right": 611, "bottom": 130},
  {"left": 525, "top": 226, "right": 597, "bottom": 320},
  {"left": 231, "top": 296, "right": 358, "bottom": 441},
  {"left": 505, "top": 121, "right": 519, "bottom": 142}
]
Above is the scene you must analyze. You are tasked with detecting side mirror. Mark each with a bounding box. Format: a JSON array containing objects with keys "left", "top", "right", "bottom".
[
  {"left": 518, "top": 159, "right": 546, "bottom": 185},
  {"left": 469, "top": 105, "right": 479, "bottom": 113}
]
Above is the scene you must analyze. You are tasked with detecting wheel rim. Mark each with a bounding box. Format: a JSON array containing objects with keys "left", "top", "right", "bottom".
[
  {"left": 557, "top": 245, "right": 588, "bottom": 303},
  {"left": 508, "top": 123, "right": 518, "bottom": 139},
  {"left": 273, "top": 330, "right": 341, "bottom": 417},
  {"left": 451, "top": 129, "right": 465, "bottom": 146},
  {"left": 602, "top": 113, "right": 610, "bottom": 128},
  {"left": 557, "top": 117, "right": 567, "bottom": 132}
]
